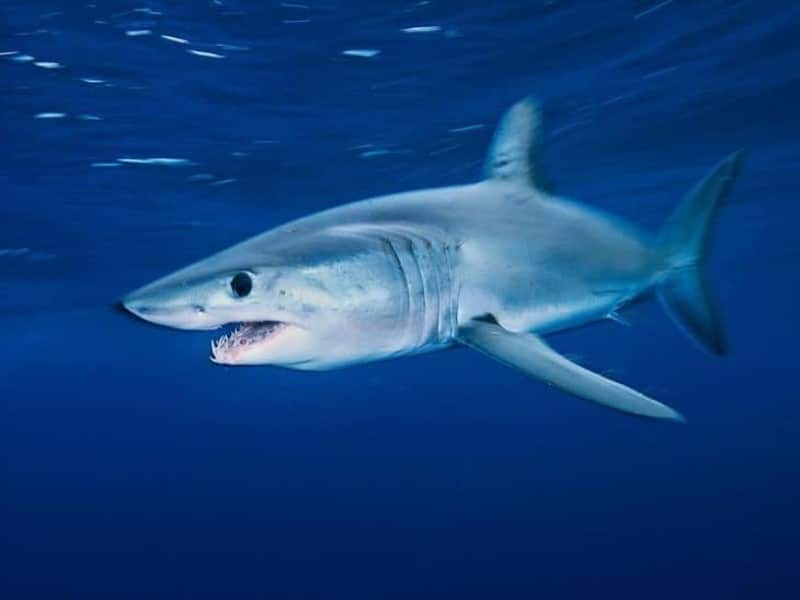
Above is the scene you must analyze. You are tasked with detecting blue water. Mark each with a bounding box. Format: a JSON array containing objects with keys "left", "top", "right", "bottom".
[{"left": 2, "top": 1, "right": 799, "bottom": 597}]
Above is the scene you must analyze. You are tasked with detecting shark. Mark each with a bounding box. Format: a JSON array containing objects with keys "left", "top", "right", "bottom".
[{"left": 121, "top": 98, "right": 743, "bottom": 421}]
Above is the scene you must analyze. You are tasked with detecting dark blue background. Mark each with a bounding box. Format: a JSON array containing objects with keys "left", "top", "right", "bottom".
[{"left": 2, "top": 1, "right": 798, "bottom": 598}]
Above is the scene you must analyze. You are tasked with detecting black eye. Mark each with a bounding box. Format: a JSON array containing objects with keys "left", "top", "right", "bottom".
[{"left": 230, "top": 272, "right": 252, "bottom": 298}]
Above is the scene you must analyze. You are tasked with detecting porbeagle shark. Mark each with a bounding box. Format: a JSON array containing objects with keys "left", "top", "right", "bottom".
[{"left": 122, "top": 98, "right": 743, "bottom": 421}]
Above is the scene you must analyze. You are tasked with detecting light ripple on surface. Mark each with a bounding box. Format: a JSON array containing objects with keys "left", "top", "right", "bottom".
[
  {"left": 429, "top": 144, "right": 460, "bottom": 156},
  {"left": 216, "top": 43, "right": 250, "bottom": 51},
  {"left": 449, "top": 124, "right": 485, "bottom": 133},
  {"left": 402, "top": 25, "right": 441, "bottom": 33},
  {"left": 132, "top": 8, "right": 162, "bottom": 16},
  {"left": 187, "top": 49, "right": 224, "bottom": 59},
  {"left": 117, "top": 157, "right": 194, "bottom": 166},
  {"left": 634, "top": 0, "right": 674, "bottom": 20},
  {"left": 342, "top": 49, "right": 381, "bottom": 58},
  {"left": 360, "top": 149, "right": 392, "bottom": 158},
  {"left": 161, "top": 34, "right": 189, "bottom": 44},
  {"left": 188, "top": 173, "right": 215, "bottom": 181}
]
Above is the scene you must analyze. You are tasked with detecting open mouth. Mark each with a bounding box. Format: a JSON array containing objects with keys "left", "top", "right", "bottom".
[{"left": 210, "top": 321, "right": 287, "bottom": 364}]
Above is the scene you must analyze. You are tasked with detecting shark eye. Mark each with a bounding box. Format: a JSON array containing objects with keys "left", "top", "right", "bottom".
[{"left": 230, "top": 272, "right": 252, "bottom": 298}]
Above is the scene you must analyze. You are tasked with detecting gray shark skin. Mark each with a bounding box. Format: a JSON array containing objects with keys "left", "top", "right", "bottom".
[{"left": 122, "top": 99, "right": 743, "bottom": 421}]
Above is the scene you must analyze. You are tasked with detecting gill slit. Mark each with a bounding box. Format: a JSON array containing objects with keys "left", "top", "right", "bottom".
[
  {"left": 384, "top": 237, "right": 412, "bottom": 339},
  {"left": 408, "top": 239, "right": 430, "bottom": 348}
]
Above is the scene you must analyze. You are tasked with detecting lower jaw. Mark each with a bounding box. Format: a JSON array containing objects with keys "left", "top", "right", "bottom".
[{"left": 210, "top": 321, "right": 286, "bottom": 364}]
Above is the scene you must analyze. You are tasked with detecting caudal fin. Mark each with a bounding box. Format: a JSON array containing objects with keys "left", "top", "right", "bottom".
[{"left": 658, "top": 151, "right": 744, "bottom": 355}]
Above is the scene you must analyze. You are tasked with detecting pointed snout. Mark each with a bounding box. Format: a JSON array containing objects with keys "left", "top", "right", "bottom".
[
  {"left": 113, "top": 300, "right": 145, "bottom": 323},
  {"left": 117, "top": 287, "right": 217, "bottom": 330},
  {"left": 119, "top": 290, "right": 176, "bottom": 327}
]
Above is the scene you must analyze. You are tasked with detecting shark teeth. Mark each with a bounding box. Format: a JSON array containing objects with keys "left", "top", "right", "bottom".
[{"left": 210, "top": 321, "right": 285, "bottom": 363}]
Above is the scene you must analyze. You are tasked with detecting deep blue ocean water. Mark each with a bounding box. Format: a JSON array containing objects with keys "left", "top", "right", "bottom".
[{"left": 2, "top": 1, "right": 799, "bottom": 598}]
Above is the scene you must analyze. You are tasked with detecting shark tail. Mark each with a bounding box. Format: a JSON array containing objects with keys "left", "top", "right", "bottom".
[{"left": 657, "top": 151, "right": 744, "bottom": 355}]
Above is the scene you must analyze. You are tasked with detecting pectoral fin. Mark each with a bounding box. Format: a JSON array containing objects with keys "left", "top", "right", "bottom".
[{"left": 457, "top": 320, "right": 684, "bottom": 422}]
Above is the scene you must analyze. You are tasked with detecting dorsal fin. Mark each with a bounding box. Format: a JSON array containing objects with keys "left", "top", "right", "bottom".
[{"left": 484, "top": 97, "right": 550, "bottom": 191}]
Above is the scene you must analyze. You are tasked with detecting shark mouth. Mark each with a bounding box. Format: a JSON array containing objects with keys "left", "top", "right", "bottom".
[{"left": 210, "top": 321, "right": 287, "bottom": 364}]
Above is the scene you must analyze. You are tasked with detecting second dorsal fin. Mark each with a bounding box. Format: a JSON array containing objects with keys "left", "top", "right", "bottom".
[{"left": 483, "top": 97, "right": 550, "bottom": 191}]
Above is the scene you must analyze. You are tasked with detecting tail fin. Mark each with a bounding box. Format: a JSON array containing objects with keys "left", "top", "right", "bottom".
[{"left": 658, "top": 151, "right": 744, "bottom": 355}]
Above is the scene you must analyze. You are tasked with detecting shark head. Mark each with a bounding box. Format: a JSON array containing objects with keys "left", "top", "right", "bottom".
[
  {"left": 123, "top": 262, "right": 319, "bottom": 367},
  {"left": 121, "top": 227, "right": 412, "bottom": 369}
]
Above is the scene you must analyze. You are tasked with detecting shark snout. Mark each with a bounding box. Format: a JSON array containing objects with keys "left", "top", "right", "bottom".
[
  {"left": 119, "top": 291, "right": 215, "bottom": 330},
  {"left": 120, "top": 293, "right": 170, "bottom": 324}
]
